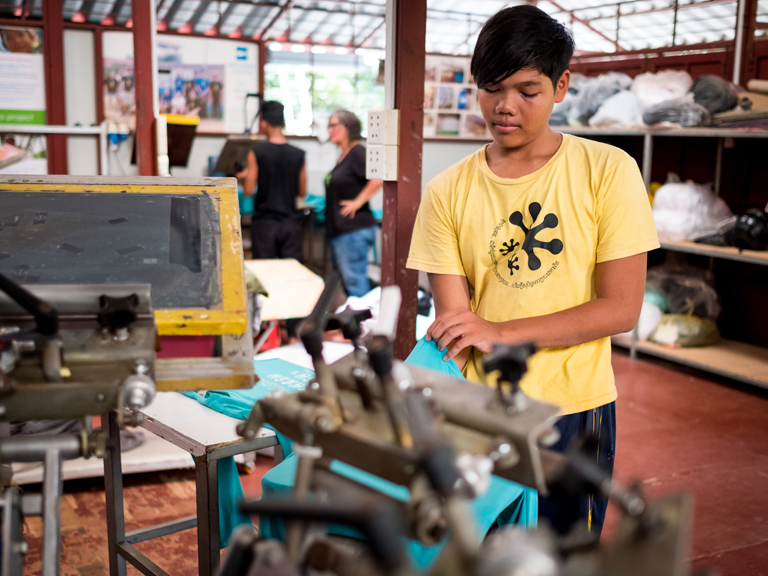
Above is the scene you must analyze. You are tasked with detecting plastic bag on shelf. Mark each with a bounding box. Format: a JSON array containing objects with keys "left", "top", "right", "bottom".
[
  {"left": 649, "top": 311, "right": 720, "bottom": 347},
  {"left": 617, "top": 300, "right": 664, "bottom": 341},
  {"left": 572, "top": 72, "right": 633, "bottom": 122},
  {"left": 631, "top": 70, "right": 693, "bottom": 109},
  {"left": 646, "top": 264, "right": 722, "bottom": 320},
  {"left": 642, "top": 94, "right": 711, "bottom": 127},
  {"left": 588, "top": 90, "right": 644, "bottom": 127},
  {"left": 652, "top": 176, "right": 733, "bottom": 241},
  {"left": 691, "top": 75, "right": 738, "bottom": 114}
]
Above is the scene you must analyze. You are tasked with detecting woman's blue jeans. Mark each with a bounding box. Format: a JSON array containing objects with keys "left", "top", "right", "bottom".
[{"left": 329, "top": 226, "right": 376, "bottom": 297}]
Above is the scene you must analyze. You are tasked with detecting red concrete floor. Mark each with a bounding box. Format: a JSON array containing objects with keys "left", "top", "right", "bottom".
[
  {"left": 20, "top": 351, "right": 768, "bottom": 575},
  {"left": 603, "top": 351, "right": 768, "bottom": 576}
]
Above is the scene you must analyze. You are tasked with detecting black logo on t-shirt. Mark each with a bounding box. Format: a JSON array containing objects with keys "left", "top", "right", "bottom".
[{"left": 489, "top": 202, "right": 563, "bottom": 289}]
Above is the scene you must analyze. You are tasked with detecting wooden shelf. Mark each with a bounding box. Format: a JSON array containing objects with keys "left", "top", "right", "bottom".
[
  {"left": 554, "top": 126, "right": 768, "bottom": 139},
  {"left": 612, "top": 335, "right": 768, "bottom": 389},
  {"left": 659, "top": 240, "right": 768, "bottom": 266}
]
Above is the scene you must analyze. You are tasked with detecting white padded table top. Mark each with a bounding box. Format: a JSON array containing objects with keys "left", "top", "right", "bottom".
[{"left": 137, "top": 392, "right": 276, "bottom": 458}]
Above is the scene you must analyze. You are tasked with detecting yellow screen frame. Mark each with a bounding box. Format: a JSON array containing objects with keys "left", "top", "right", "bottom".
[{"left": 0, "top": 179, "right": 247, "bottom": 337}]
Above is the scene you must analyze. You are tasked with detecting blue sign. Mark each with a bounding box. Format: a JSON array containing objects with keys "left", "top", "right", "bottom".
[{"left": 236, "top": 46, "right": 247, "bottom": 60}]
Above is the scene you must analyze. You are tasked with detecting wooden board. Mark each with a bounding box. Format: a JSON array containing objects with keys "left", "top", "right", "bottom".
[
  {"left": 612, "top": 336, "right": 768, "bottom": 389},
  {"left": 659, "top": 240, "right": 768, "bottom": 266},
  {"left": 245, "top": 258, "right": 325, "bottom": 321}
]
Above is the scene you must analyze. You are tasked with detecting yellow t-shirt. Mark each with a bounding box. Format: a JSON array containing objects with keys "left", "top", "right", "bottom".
[{"left": 406, "top": 134, "right": 659, "bottom": 415}]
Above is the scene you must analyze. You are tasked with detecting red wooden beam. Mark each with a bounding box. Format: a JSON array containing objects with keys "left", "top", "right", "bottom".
[
  {"left": 382, "top": 0, "right": 426, "bottom": 360},
  {"left": 258, "top": 39, "right": 267, "bottom": 96},
  {"left": 94, "top": 27, "right": 105, "bottom": 125},
  {"left": 42, "top": 0, "right": 68, "bottom": 175},
  {"left": 741, "top": 0, "right": 760, "bottom": 82},
  {"left": 132, "top": 0, "right": 157, "bottom": 176}
]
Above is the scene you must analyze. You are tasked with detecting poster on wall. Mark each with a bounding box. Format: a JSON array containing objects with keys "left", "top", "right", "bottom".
[
  {"left": 0, "top": 26, "right": 46, "bottom": 125},
  {"left": 103, "top": 31, "right": 258, "bottom": 134},
  {"left": 423, "top": 55, "right": 489, "bottom": 140}
]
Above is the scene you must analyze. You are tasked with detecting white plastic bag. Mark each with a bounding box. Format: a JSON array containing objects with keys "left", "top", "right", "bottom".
[
  {"left": 589, "top": 90, "right": 644, "bottom": 127},
  {"left": 617, "top": 301, "right": 663, "bottom": 340},
  {"left": 631, "top": 70, "right": 693, "bottom": 109},
  {"left": 652, "top": 179, "right": 733, "bottom": 241}
]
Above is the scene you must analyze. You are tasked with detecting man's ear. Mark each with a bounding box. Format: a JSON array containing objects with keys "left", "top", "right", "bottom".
[{"left": 554, "top": 70, "right": 571, "bottom": 104}]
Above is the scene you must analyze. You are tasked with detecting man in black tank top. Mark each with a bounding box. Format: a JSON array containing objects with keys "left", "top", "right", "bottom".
[{"left": 242, "top": 101, "right": 307, "bottom": 261}]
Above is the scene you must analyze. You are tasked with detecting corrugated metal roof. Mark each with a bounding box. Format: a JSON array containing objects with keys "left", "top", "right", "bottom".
[{"left": 0, "top": 0, "right": 745, "bottom": 54}]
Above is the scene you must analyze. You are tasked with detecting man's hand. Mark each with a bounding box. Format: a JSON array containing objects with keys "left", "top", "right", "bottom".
[
  {"left": 426, "top": 307, "right": 501, "bottom": 361},
  {"left": 340, "top": 198, "right": 363, "bottom": 218}
]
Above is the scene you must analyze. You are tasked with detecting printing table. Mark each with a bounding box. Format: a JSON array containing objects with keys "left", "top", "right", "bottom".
[{"left": 103, "top": 393, "right": 281, "bottom": 576}]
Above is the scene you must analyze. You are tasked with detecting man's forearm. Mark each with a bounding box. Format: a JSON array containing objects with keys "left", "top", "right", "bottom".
[{"left": 496, "top": 297, "right": 638, "bottom": 349}]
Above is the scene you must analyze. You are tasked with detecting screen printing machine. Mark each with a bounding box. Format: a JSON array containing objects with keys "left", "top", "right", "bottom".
[{"left": 0, "top": 175, "right": 712, "bottom": 576}]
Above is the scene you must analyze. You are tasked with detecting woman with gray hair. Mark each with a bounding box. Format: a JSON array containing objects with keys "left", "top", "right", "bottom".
[{"left": 325, "top": 109, "right": 383, "bottom": 297}]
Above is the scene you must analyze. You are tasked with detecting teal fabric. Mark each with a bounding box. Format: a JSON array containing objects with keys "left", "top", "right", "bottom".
[
  {"left": 404, "top": 337, "right": 465, "bottom": 379},
  {"left": 179, "top": 358, "right": 315, "bottom": 548},
  {"left": 238, "top": 186, "right": 254, "bottom": 215},
  {"left": 216, "top": 456, "right": 254, "bottom": 546},
  {"left": 258, "top": 337, "right": 538, "bottom": 571},
  {"left": 302, "top": 194, "right": 326, "bottom": 224}
]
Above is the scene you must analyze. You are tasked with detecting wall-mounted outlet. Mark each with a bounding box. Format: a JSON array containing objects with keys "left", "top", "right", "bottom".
[
  {"left": 367, "top": 109, "right": 399, "bottom": 146},
  {"left": 366, "top": 144, "right": 398, "bottom": 181}
]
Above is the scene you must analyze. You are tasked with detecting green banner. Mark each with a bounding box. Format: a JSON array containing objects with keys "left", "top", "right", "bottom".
[{"left": 0, "top": 110, "right": 46, "bottom": 125}]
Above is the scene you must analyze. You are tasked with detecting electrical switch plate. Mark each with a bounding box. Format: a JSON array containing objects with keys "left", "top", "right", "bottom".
[
  {"left": 366, "top": 144, "right": 398, "bottom": 181},
  {"left": 367, "top": 109, "right": 399, "bottom": 145}
]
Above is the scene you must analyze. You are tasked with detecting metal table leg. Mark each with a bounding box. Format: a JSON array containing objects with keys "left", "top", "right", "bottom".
[
  {"left": 195, "top": 454, "right": 220, "bottom": 576},
  {"left": 104, "top": 412, "right": 127, "bottom": 576}
]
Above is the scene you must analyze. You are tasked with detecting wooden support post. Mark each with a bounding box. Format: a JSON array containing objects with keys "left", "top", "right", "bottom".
[
  {"left": 381, "top": 0, "right": 426, "bottom": 360},
  {"left": 42, "top": 0, "right": 68, "bottom": 175},
  {"left": 132, "top": 0, "right": 158, "bottom": 176}
]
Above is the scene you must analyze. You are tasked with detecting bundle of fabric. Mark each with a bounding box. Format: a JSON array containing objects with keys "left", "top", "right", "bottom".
[
  {"left": 690, "top": 75, "right": 738, "bottom": 114},
  {"left": 588, "top": 90, "right": 644, "bottom": 127},
  {"left": 644, "top": 264, "right": 722, "bottom": 347},
  {"left": 642, "top": 93, "right": 711, "bottom": 127},
  {"left": 631, "top": 70, "right": 693, "bottom": 109},
  {"left": 566, "top": 72, "right": 633, "bottom": 125}
]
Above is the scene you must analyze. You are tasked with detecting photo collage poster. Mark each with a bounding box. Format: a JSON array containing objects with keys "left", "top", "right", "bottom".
[
  {"left": 423, "top": 55, "right": 489, "bottom": 140},
  {"left": 0, "top": 26, "right": 48, "bottom": 174},
  {"left": 103, "top": 31, "right": 258, "bottom": 134}
]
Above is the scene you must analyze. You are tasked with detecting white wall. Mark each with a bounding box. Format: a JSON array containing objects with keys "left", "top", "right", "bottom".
[
  {"left": 64, "top": 29, "right": 99, "bottom": 176},
  {"left": 422, "top": 140, "right": 485, "bottom": 189}
]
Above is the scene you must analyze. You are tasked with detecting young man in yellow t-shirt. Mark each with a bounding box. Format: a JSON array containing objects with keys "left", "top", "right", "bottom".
[{"left": 407, "top": 6, "right": 658, "bottom": 537}]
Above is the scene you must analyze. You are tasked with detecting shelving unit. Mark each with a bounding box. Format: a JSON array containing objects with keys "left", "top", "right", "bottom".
[
  {"left": 557, "top": 127, "right": 768, "bottom": 388},
  {"left": 612, "top": 237, "right": 768, "bottom": 388},
  {"left": 611, "top": 335, "right": 768, "bottom": 389},
  {"left": 659, "top": 240, "right": 768, "bottom": 266}
]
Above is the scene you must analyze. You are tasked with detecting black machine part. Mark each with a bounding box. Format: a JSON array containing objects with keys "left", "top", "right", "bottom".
[
  {"left": 482, "top": 342, "right": 537, "bottom": 409},
  {"left": 298, "top": 273, "right": 343, "bottom": 360},
  {"left": 238, "top": 498, "right": 407, "bottom": 576},
  {"left": 0, "top": 272, "right": 58, "bottom": 337}
]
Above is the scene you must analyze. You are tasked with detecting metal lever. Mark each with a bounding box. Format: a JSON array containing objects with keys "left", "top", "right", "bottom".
[
  {"left": 0, "top": 272, "right": 58, "bottom": 337},
  {"left": 482, "top": 342, "right": 537, "bottom": 411},
  {"left": 367, "top": 335, "right": 412, "bottom": 448},
  {"left": 298, "top": 274, "right": 343, "bottom": 402}
]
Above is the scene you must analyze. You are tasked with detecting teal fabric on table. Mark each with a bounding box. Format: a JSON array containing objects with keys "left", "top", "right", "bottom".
[
  {"left": 258, "top": 337, "right": 538, "bottom": 571},
  {"left": 179, "top": 358, "right": 315, "bottom": 547}
]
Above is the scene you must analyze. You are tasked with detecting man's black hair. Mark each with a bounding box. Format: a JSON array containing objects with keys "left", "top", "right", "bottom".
[
  {"left": 261, "top": 100, "right": 285, "bottom": 127},
  {"left": 471, "top": 5, "right": 575, "bottom": 90}
]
